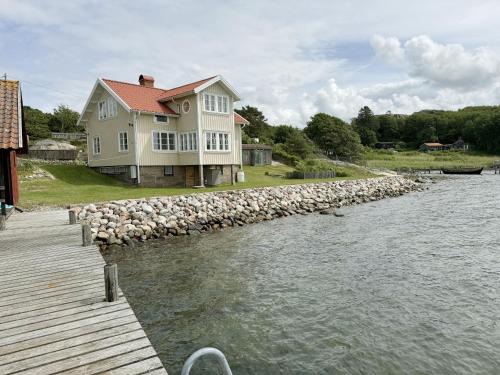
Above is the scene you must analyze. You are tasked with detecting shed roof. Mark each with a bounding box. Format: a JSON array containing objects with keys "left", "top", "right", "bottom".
[
  {"left": 422, "top": 143, "right": 443, "bottom": 147},
  {"left": 234, "top": 112, "right": 250, "bottom": 125},
  {"left": 0, "top": 80, "right": 23, "bottom": 149}
]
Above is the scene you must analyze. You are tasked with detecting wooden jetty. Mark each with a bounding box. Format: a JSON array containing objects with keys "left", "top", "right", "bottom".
[{"left": 0, "top": 210, "right": 168, "bottom": 374}]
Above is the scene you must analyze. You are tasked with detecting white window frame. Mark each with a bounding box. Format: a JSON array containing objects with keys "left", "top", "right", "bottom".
[
  {"left": 205, "top": 131, "right": 231, "bottom": 152},
  {"left": 118, "top": 131, "right": 128, "bottom": 152},
  {"left": 93, "top": 136, "right": 101, "bottom": 155},
  {"left": 154, "top": 114, "right": 170, "bottom": 124},
  {"left": 179, "top": 131, "right": 198, "bottom": 152},
  {"left": 152, "top": 130, "right": 176, "bottom": 152},
  {"left": 98, "top": 97, "right": 118, "bottom": 120},
  {"left": 203, "top": 93, "right": 229, "bottom": 114}
]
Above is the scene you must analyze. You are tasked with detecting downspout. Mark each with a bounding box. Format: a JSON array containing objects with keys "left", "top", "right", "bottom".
[
  {"left": 240, "top": 123, "right": 246, "bottom": 171},
  {"left": 196, "top": 93, "right": 204, "bottom": 187},
  {"left": 133, "top": 111, "right": 141, "bottom": 184}
]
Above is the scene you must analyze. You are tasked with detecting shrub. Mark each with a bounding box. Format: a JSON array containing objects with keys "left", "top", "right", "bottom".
[{"left": 272, "top": 145, "right": 300, "bottom": 165}]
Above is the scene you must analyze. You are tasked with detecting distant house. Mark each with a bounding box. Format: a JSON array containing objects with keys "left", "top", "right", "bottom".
[
  {"left": 420, "top": 138, "right": 469, "bottom": 152},
  {"left": 78, "top": 74, "right": 249, "bottom": 187},
  {"left": 448, "top": 138, "right": 469, "bottom": 150},
  {"left": 419, "top": 143, "right": 447, "bottom": 152},
  {"left": 242, "top": 144, "right": 273, "bottom": 165},
  {"left": 0, "top": 80, "right": 28, "bottom": 207},
  {"left": 375, "top": 142, "right": 395, "bottom": 150}
]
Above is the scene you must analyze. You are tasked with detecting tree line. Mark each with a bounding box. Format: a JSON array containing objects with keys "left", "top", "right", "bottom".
[
  {"left": 236, "top": 104, "right": 500, "bottom": 161},
  {"left": 24, "top": 105, "right": 81, "bottom": 140},
  {"left": 352, "top": 105, "right": 500, "bottom": 153}
]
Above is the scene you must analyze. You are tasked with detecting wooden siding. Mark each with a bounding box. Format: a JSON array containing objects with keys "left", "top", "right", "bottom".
[
  {"left": 86, "top": 89, "right": 135, "bottom": 167},
  {"left": 199, "top": 83, "right": 240, "bottom": 165},
  {"left": 136, "top": 113, "right": 179, "bottom": 166}
]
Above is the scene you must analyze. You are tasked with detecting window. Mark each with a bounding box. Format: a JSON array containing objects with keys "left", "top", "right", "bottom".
[
  {"left": 98, "top": 97, "right": 117, "bottom": 120},
  {"left": 182, "top": 100, "right": 191, "bottom": 113},
  {"left": 93, "top": 136, "right": 101, "bottom": 155},
  {"left": 179, "top": 132, "right": 198, "bottom": 151},
  {"left": 154, "top": 115, "right": 169, "bottom": 124},
  {"left": 152, "top": 131, "right": 176, "bottom": 151},
  {"left": 164, "top": 166, "right": 174, "bottom": 176},
  {"left": 204, "top": 93, "right": 228, "bottom": 114},
  {"left": 118, "top": 131, "right": 128, "bottom": 152},
  {"left": 205, "top": 131, "right": 230, "bottom": 151}
]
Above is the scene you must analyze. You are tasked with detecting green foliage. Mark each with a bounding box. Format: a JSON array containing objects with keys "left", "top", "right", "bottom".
[
  {"left": 294, "top": 159, "right": 349, "bottom": 177},
  {"left": 280, "top": 129, "right": 314, "bottom": 159},
  {"left": 50, "top": 105, "right": 81, "bottom": 132},
  {"left": 235, "top": 106, "right": 273, "bottom": 141},
  {"left": 353, "top": 106, "right": 379, "bottom": 146},
  {"left": 304, "top": 113, "right": 363, "bottom": 158},
  {"left": 24, "top": 106, "right": 52, "bottom": 140},
  {"left": 24, "top": 104, "right": 81, "bottom": 141},
  {"left": 272, "top": 144, "right": 300, "bottom": 165}
]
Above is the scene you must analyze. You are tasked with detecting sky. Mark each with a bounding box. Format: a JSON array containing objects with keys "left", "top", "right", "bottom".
[{"left": 2, "top": 0, "right": 500, "bottom": 127}]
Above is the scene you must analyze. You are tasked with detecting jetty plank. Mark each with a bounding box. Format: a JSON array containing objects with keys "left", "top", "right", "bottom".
[{"left": 0, "top": 210, "right": 168, "bottom": 374}]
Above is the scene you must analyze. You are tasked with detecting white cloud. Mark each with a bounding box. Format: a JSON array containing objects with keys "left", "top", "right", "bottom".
[
  {"left": 2, "top": 1, "right": 500, "bottom": 126},
  {"left": 370, "top": 35, "right": 405, "bottom": 65}
]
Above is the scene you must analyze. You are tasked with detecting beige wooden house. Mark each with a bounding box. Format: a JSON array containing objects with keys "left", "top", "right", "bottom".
[{"left": 78, "top": 74, "right": 249, "bottom": 187}]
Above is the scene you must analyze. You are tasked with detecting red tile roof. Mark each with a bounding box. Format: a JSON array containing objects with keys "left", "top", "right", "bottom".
[
  {"left": 0, "top": 80, "right": 22, "bottom": 149},
  {"left": 158, "top": 76, "right": 216, "bottom": 101},
  {"left": 234, "top": 112, "right": 250, "bottom": 125},
  {"left": 102, "top": 79, "right": 178, "bottom": 115}
]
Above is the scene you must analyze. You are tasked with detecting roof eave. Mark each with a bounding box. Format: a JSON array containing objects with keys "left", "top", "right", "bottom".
[{"left": 193, "top": 75, "right": 242, "bottom": 101}]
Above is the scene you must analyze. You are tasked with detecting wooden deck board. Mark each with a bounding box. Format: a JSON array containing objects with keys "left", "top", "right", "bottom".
[{"left": 0, "top": 210, "right": 168, "bottom": 374}]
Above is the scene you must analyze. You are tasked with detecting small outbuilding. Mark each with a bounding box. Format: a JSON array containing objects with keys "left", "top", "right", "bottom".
[
  {"left": 419, "top": 142, "right": 448, "bottom": 152},
  {"left": 0, "top": 79, "right": 28, "bottom": 208},
  {"left": 242, "top": 144, "right": 273, "bottom": 166}
]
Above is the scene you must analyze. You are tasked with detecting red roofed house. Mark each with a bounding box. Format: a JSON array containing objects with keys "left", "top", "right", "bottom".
[
  {"left": 78, "top": 74, "right": 249, "bottom": 187},
  {"left": 0, "top": 79, "right": 27, "bottom": 208}
]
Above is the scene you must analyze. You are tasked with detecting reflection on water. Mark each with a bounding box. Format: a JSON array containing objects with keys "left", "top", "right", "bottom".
[{"left": 104, "top": 175, "right": 500, "bottom": 374}]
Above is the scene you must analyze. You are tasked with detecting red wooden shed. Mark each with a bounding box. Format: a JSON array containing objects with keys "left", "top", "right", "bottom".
[{"left": 0, "top": 79, "right": 28, "bottom": 207}]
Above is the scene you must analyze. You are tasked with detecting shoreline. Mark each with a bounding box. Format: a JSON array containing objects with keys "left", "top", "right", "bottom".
[{"left": 76, "top": 176, "right": 424, "bottom": 249}]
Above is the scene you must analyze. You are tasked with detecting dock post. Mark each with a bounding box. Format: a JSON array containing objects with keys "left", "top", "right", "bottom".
[
  {"left": 82, "top": 222, "right": 92, "bottom": 246},
  {"left": 0, "top": 202, "right": 5, "bottom": 231},
  {"left": 69, "top": 210, "right": 77, "bottom": 225},
  {"left": 104, "top": 263, "right": 119, "bottom": 302}
]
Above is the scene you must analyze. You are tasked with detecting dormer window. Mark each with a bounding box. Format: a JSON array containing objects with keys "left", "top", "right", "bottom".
[{"left": 154, "top": 115, "right": 169, "bottom": 124}]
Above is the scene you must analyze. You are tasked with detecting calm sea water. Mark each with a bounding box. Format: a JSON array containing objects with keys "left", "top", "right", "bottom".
[{"left": 104, "top": 175, "right": 500, "bottom": 374}]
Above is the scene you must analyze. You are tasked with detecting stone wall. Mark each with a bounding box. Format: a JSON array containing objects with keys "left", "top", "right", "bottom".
[{"left": 77, "top": 176, "right": 421, "bottom": 248}]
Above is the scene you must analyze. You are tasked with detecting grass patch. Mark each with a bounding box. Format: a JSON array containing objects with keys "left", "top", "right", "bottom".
[
  {"left": 364, "top": 149, "right": 500, "bottom": 170},
  {"left": 19, "top": 163, "right": 375, "bottom": 209}
]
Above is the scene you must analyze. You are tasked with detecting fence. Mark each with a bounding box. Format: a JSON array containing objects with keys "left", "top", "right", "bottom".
[
  {"left": 28, "top": 149, "right": 79, "bottom": 160},
  {"left": 286, "top": 170, "right": 336, "bottom": 179},
  {"left": 51, "top": 132, "right": 87, "bottom": 141}
]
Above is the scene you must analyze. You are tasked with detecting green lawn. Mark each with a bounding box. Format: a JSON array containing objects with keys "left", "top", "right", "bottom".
[
  {"left": 364, "top": 149, "right": 500, "bottom": 170},
  {"left": 19, "top": 163, "right": 374, "bottom": 209}
]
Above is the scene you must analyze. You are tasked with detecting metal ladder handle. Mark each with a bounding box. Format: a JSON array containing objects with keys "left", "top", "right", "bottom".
[{"left": 181, "top": 347, "right": 233, "bottom": 375}]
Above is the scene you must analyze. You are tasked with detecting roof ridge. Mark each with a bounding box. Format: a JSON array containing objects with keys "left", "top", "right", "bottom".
[
  {"left": 101, "top": 78, "right": 168, "bottom": 92},
  {"left": 163, "top": 76, "right": 217, "bottom": 92},
  {"left": 101, "top": 76, "right": 218, "bottom": 93}
]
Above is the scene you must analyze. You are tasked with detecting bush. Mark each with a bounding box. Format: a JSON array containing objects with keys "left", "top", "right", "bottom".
[
  {"left": 272, "top": 145, "right": 300, "bottom": 165},
  {"left": 294, "top": 159, "right": 348, "bottom": 177}
]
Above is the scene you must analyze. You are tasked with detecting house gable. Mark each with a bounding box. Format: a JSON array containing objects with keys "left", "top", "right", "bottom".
[{"left": 77, "top": 79, "right": 131, "bottom": 127}]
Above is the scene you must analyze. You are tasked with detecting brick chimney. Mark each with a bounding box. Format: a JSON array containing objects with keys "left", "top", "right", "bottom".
[{"left": 138, "top": 74, "right": 154, "bottom": 88}]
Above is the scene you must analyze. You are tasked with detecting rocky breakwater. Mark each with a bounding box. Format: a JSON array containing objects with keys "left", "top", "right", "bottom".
[{"left": 77, "top": 176, "right": 421, "bottom": 248}]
